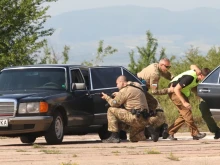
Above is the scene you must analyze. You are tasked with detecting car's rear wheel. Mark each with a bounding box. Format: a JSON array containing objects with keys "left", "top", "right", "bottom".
[
  {"left": 98, "top": 124, "right": 111, "bottom": 140},
  {"left": 20, "top": 135, "right": 36, "bottom": 144},
  {"left": 44, "top": 111, "right": 64, "bottom": 144}
]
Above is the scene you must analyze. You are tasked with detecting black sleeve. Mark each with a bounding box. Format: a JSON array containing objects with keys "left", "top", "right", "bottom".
[{"left": 178, "top": 75, "right": 194, "bottom": 88}]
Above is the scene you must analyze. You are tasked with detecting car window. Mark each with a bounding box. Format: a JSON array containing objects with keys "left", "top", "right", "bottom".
[
  {"left": 81, "top": 69, "right": 90, "bottom": 89},
  {"left": 91, "top": 67, "right": 122, "bottom": 89},
  {"left": 203, "top": 67, "right": 220, "bottom": 84},
  {"left": 0, "top": 68, "right": 66, "bottom": 91},
  {"left": 71, "top": 69, "right": 84, "bottom": 83},
  {"left": 122, "top": 69, "right": 141, "bottom": 83}
]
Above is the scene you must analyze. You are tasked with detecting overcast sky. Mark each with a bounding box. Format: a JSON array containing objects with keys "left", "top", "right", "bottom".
[{"left": 46, "top": 0, "right": 220, "bottom": 16}]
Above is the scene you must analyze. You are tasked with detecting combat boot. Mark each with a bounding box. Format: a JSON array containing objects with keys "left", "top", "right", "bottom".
[
  {"left": 119, "top": 130, "right": 127, "bottom": 140},
  {"left": 146, "top": 125, "right": 159, "bottom": 142},
  {"left": 161, "top": 123, "right": 169, "bottom": 139},
  {"left": 214, "top": 129, "right": 220, "bottom": 139},
  {"left": 102, "top": 132, "right": 120, "bottom": 143},
  {"left": 144, "top": 127, "right": 150, "bottom": 139}
]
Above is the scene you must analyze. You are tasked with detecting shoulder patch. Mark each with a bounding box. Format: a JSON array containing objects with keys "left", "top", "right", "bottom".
[{"left": 112, "top": 100, "right": 117, "bottom": 105}]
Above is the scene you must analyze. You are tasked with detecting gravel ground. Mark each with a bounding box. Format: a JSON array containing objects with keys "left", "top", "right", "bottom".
[{"left": 1, "top": 132, "right": 220, "bottom": 165}]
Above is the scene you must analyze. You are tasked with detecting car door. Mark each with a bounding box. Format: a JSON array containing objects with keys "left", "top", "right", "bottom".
[
  {"left": 197, "top": 66, "right": 220, "bottom": 120},
  {"left": 89, "top": 66, "right": 146, "bottom": 124},
  {"left": 67, "top": 68, "right": 94, "bottom": 126},
  {"left": 89, "top": 67, "right": 122, "bottom": 124}
]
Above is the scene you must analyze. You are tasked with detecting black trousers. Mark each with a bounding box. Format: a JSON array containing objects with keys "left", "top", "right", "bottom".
[{"left": 199, "top": 100, "right": 219, "bottom": 133}]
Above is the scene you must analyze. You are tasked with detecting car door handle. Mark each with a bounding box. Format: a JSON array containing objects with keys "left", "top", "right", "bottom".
[{"left": 199, "top": 89, "right": 210, "bottom": 93}]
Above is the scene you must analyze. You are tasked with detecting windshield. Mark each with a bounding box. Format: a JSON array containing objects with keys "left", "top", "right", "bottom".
[{"left": 0, "top": 68, "right": 67, "bottom": 91}]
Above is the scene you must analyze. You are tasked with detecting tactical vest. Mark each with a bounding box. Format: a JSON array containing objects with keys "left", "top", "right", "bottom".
[{"left": 171, "top": 70, "right": 198, "bottom": 97}]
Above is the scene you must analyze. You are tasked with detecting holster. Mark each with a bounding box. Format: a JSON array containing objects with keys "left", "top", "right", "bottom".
[
  {"left": 149, "top": 109, "right": 164, "bottom": 117},
  {"left": 131, "top": 109, "right": 150, "bottom": 119}
]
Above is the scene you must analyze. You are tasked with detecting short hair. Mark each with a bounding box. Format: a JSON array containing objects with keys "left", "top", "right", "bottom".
[
  {"left": 159, "top": 58, "right": 170, "bottom": 64},
  {"left": 201, "top": 68, "right": 211, "bottom": 76},
  {"left": 117, "top": 75, "right": 127, "bottom": 82}
]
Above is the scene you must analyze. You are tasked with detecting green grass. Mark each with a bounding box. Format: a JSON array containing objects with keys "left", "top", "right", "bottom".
[
  {"left": 127, "top": 146, "right": 135, "bottom": 149},
  {"left": 111, "top": 150, "right": 120, "bottom": 154},
  {"left": 127, "top": 151, "right": 140, "bottom": 155},
  {"left": 40, "top": 150, "right": 61, "bottom": 154},
  {"left": 111, "top": 150, "right": 120, "bottom": 156},
  {"left": 72, "top": 154, "right": 78, "bottom": 157},
  {"left": 110, "top": 146, "right": 127, "bottom": 148},
  {"left": 16, "top": 149, "right": 27, "bottom": 152},
  {"left": 60, "top": 162, "right": 78, "bottom": 165},
  {"left": 167, "top": 152, "right": 180, "bottom": 161},
  {"left": 201, "top": 141, "right": 210, "bottom": 144},
  {"left": 145, "top": 149, "right": 161, "bottom": 154},
  {"left": 32, "top": 144, "right": 44, "bottom": 149}
]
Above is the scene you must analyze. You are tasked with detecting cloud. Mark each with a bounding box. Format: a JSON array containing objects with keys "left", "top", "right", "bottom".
[{"left": 185, "top": 40, "right": 213, "bottom": 52}]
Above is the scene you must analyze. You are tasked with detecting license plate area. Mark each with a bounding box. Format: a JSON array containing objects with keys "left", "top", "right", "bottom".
[{"left": 0, "top": 119, "right": 8, "bottom": 127}]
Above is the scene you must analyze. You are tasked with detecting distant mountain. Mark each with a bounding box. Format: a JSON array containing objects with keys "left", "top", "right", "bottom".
[{"left": 44, "top": 6, "right": 220, "bottom": 66}]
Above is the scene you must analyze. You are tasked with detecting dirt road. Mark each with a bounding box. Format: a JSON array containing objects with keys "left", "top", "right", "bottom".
[{"left": 1, "top": 132, "right": 220, "bottom": 165}]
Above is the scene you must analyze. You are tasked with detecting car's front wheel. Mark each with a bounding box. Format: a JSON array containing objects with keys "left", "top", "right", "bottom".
[
  {"left": 20, "top": 135, "right": 36, "bottom": 144},
  {"left": 44, "top": 111, "right": 64, "bottom": 144}
]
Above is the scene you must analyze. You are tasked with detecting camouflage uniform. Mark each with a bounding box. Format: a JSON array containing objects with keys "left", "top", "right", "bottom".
[
  {"left": 105, "top": 81, "right": 165, "bottom": 142},
  {"left": 137, "top": 63, "right": 173, "bottom": 110}
]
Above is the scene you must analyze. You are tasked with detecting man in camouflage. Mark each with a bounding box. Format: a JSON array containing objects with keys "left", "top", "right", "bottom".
[
  {"left": 101, "top": 75, "right": 166, "bottom": 143},
  {"left": 137, "top": 58, "right": 173, "bottom": 138}
]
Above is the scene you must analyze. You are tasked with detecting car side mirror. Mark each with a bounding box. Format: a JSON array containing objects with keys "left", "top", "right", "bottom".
[{"left": 72, "top": 83, "right": 86, "bottom": 90}]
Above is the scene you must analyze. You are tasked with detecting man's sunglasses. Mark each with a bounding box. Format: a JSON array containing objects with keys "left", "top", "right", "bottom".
[{"left": 163, "top": 64, "right": 171, "bottom": 69}]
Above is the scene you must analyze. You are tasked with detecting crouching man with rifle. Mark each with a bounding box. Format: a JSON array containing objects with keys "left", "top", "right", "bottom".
[{"left": 101, "top": 75, "right": 166, "bottom": 143}]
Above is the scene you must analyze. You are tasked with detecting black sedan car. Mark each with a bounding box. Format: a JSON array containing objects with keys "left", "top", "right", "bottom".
[{"left": 0, "top": 64, "right": 145, "bottom": 144}]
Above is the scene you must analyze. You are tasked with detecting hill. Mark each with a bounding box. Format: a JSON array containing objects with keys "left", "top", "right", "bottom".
[{"left": 44, "top": 6, "right": 220, "bottom": 66}]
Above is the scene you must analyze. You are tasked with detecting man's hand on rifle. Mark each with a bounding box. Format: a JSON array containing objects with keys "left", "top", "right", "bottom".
[
  {"left": 101, "top": 92, "right": 108, "bottom": 100},
  {"left": 112, "top": 92, "right": 118, "bottom": 97}
]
